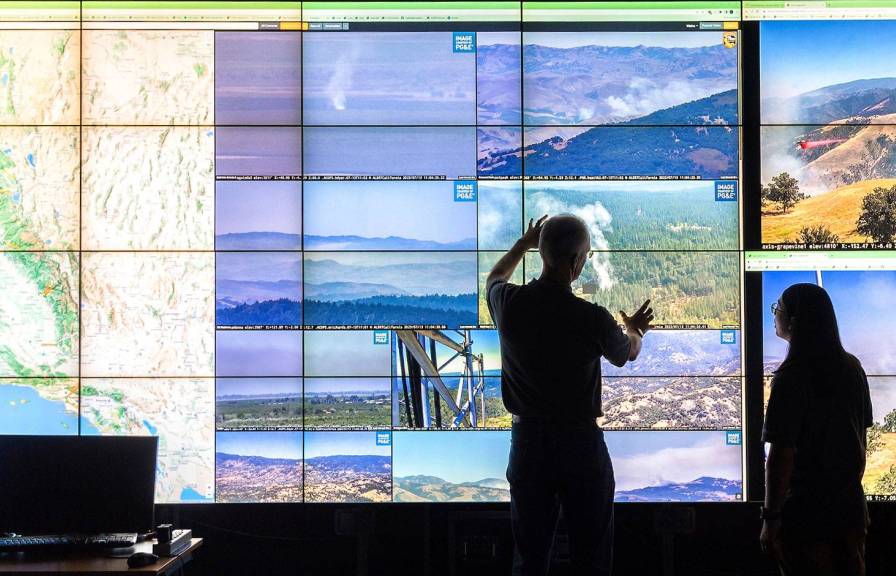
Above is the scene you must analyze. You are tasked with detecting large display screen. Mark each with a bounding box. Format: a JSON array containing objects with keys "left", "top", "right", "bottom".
[
  {"left": 746, "top": 0, "right": 896, "bottom": 501},
  {"left": 756, "top": 7, "right": 896, "bottom": 250},
  {"left": 748, "top": 252, "right": 896, "bottom": 501},
  {"left": 0, "top": 1, "right": 748, "bottom": 504}
]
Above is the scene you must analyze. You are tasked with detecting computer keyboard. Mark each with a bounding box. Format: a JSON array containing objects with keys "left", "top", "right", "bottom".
[{"left": 0, "top": 533, "right": 138, "bottom": 552}]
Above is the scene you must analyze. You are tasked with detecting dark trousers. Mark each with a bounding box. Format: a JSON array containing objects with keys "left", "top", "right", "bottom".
[
  {"left": 779, "top": 528, "right": 866, "bottom": 576},
  {"left": 506, "top": 419, "right": 615, "bottom": 576}
]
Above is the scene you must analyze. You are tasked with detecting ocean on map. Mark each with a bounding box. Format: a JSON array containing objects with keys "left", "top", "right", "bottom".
[{"left": 0, "top": 384, "right": 99, "bottom": 435}]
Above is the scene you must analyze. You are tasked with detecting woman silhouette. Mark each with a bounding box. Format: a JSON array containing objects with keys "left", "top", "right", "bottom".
[{"left": 760, "top": 283, "right": 873, "bottom": 576}]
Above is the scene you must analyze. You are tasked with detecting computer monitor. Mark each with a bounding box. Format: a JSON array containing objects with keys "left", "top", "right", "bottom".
[{"left": 0, "top": 436, "right": 158, "bottom": 535}]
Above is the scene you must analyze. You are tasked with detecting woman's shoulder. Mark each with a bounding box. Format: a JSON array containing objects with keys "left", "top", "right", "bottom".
[{"left": 842, "top": 352, "right": 863, "bottom": 370}]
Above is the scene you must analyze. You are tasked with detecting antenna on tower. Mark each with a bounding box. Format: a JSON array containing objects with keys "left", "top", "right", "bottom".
[{"left": 394, "top": 329, "right": 488, "bottom": 428}]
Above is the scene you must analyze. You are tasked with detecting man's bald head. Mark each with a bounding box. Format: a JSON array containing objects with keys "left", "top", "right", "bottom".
[{"left": 538, "top": 214, "right": 591, "bottom": 269}]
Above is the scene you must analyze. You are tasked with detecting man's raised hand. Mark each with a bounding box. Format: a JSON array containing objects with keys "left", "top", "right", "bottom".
[
  {"left": 620, "top": 299, "right": 654, "bottom": 336},
  {"left": 518, "top": 215, "right": 549, "bottom": 250}
]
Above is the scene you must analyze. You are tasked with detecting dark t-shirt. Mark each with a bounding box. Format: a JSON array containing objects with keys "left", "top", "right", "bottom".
[
  {"left": 486, "top": 278, "right": 631, "bottom": 419},
  {"left": 762, "top": 354, "right": 873, "bottom": 538}
]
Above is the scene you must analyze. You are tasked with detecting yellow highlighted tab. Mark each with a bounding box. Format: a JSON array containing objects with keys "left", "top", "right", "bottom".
[
  {"left": 722, "top": 21, "right": 739, "bottom": 30},
  {"left": 280, "top": 21, "right": 303, "bottom": 30}
]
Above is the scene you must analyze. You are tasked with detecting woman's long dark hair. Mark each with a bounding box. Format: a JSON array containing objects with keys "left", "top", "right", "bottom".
[{"left": 776, "top": 283, "right": 849, "bottom": 378}]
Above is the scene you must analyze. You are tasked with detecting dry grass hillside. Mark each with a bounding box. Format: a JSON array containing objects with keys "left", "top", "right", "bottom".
[
  {"left": 762, "top": 178, "right": 896, "bottom": 244},
  {"left": 864, "top": 432, "right": 896, "bottom": 496}
]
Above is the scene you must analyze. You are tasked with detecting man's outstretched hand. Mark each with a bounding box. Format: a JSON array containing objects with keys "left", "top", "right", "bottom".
[
  {"left": 620, "top": 300, "right": 654, "bottom": 336},
  {"left": 518, "top": 215, "right": 549, "bottom": 250}
]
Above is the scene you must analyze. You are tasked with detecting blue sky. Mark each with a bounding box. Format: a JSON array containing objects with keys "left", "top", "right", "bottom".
[
  {"left": 215, "top": 32, "right": 301, "bottom": 125},
  {"left": 303, "top": 181, "right": 475, "bottom": 243},
  {"left": 392, "top": 431, "right": 510, "bottom": 484},
  {"left": 216, "top": 330, "right": 303, "bottom": 377},
  {"left": 303, "top": 330, "right": 392, "bottom": 377},
  {"left": 216, "top": 378, "right": 301, "bottom": 398},
  {"left": 822, "top": 270, "right": 896, "bottom": 375},
  {"left": 215, "top": 181, "right": 301, "bottom": 236},
  {"left": 216, "top": 431, "right": 302, "bottom": 460},
  {"left": 762, "top": 270, "right": 818, "bottom": 366},
  {"left": 304, "top": 431, "right": 390, "bottom": 459},
  {"left": 761, "top": 20, "right": 896, "bottom": 99},
  {"left": 429, "top": 329, "right": 501, "bottom": 375},
  {"left": 304, "top": 377, "right": 390, "bottom": 394}
]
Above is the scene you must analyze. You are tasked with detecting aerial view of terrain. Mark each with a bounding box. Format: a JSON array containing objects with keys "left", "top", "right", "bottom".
[
  {"left": 477, "top": 32, "right": 521, "bottom": 125},
  {"left": 304, "top": 378, "right": 391, "bottom": 429},
  {"left": 476, "top": 31, "right": 738, "bottom": 178},
  {"left": 304, "top": 432, "right": 391, "bottom": 502},
  {"left": 215, "top": 252, "right": 302, "bottom": 327},
  {"left": 600, "top": 376, "right": 741, "bottom": 430},
  {"left": 761, "top": 21, "right": 896, "bottom": 246},
  {"left": 526, "top": 250, "right": 740, "bottom": 328},
  {"left": 603, "top": 330, "right": 741, "bottom": 377},
  {"left": 392, "top": 431, "right": 510, "bottom": 502},
  {"left": 215, "top": 378, "right": 302, "bottom": 430},
  {"left": 865, "top": 377, "right": 896, "bottom": 497},
  {"left": 303, "top": 252, "right": 477, "bottom": 327},
  {"left": 215, "top": 431, "right": 303, "bottom": 503},
  {"left": 523, "top": 181, "right": 739, "bottom": 251}
]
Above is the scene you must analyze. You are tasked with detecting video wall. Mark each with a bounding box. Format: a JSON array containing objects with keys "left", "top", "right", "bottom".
[
  {"left": 0, "top": 0, "right": 891, "bottom": 504},
  {"left": 747, "top": 1, "right": 896, "bottom": 501}
]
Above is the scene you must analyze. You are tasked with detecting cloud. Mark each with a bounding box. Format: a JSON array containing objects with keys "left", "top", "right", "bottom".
[
  {"left": 612, "top": 437, "right": 741, "bottom": 492},
  {"left": 605, "top": 78, "right": 727, "bottom": 123}
]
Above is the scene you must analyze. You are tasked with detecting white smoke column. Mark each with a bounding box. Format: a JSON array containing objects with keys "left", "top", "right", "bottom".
[
  {"left": 327, "top": 40, "right": 361, "bottom": 111},
  {"left": 529, "top": 192, "right": 616, "bottom": 290}
]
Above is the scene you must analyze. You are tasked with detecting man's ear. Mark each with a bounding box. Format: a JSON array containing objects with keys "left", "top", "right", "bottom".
[{"left": 571, "top": 252, "right": 585, "bottom": 281}]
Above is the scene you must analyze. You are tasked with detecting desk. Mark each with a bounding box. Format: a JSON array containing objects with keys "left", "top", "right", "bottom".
[{"left": 0, "top": 538, "right": 202, "bottom": 576}]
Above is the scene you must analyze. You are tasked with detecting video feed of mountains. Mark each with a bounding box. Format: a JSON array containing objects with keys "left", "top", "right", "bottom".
[
  {"left": 476, "top": 31, "right": 739, "bottom": 179},
  {"left": 218, "top": 24, "right": 746, "bottom": 504},
  {"left": 760, "top": 20, "right": 896, "bottom": 248},
  {"left": 5, "top": 3, "right": 761, "bottom": 506},
  {"left": 762, "top": 269, "right": 896, "bottom": 498}
]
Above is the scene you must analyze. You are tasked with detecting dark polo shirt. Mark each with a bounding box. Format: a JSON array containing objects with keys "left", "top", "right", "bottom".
[
  {"left": 762, "top": 354, "right": 873, "bottom": 539},
  {"left": 487, "top": 278, "right": 631, "bottom": 420}
]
